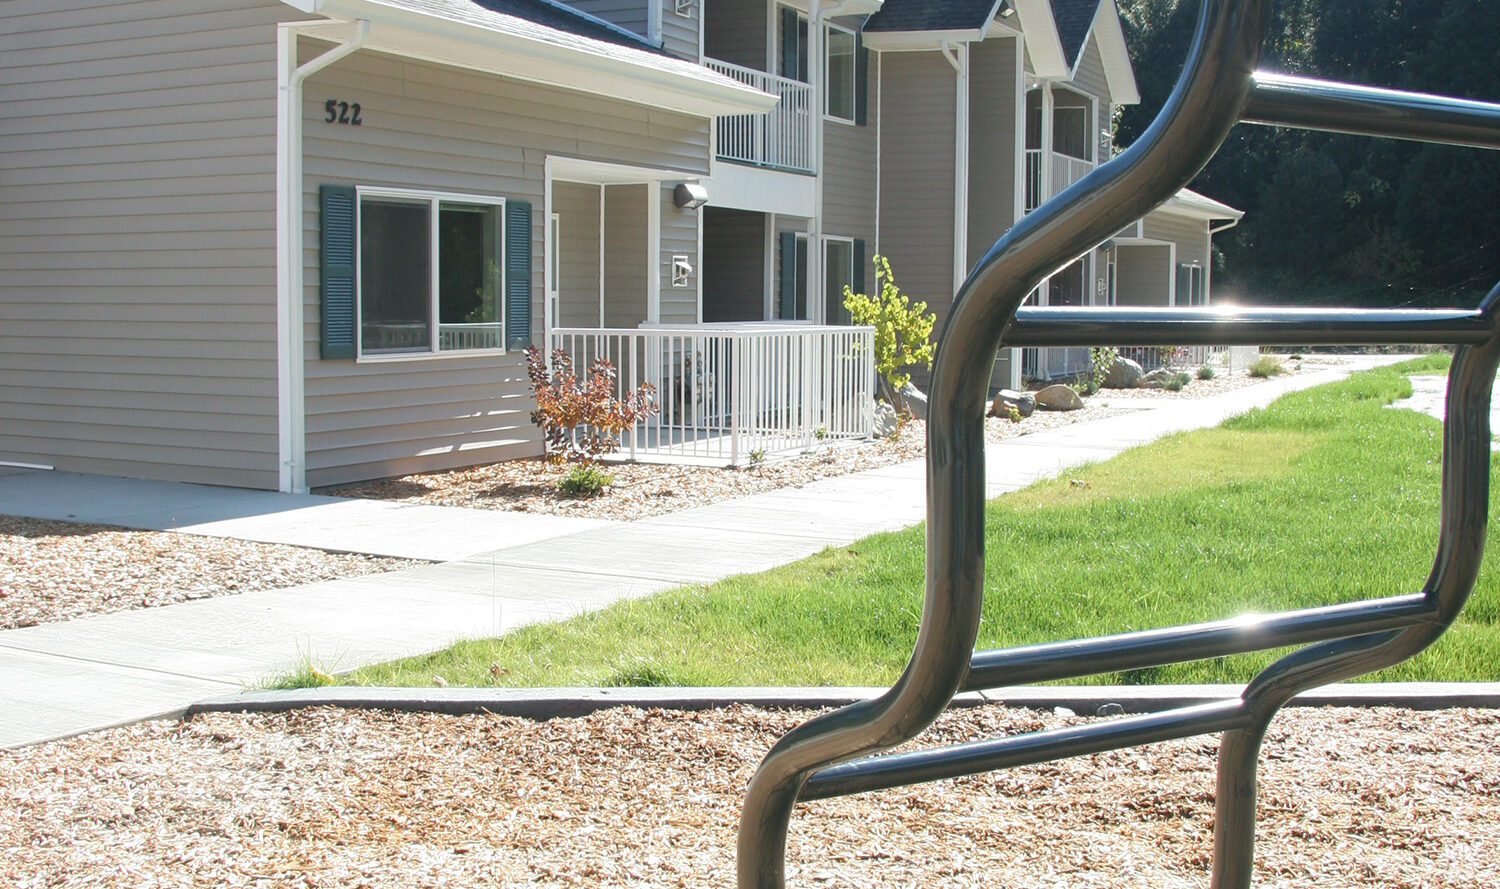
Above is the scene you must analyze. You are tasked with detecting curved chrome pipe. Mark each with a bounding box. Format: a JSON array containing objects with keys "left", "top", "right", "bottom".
[{"left": 737, "top": 2, "right": 1275, "bottom": 885}]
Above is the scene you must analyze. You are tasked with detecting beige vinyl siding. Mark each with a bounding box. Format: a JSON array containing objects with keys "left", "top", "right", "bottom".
[
  {"left": 1071, "top": 34, "right": 1111, "bottom": 107},
  {"left": 658, "top": 183, "right": 701, "bottom": 324},
  {"left": 703, "top": 207, "right": 766, "bottom": 322},
  {"left": 603, "top": 184, "right": 650, "bottom": 328},
  {"left": 660, "top": 0, "right": 700, "bottom": 60},
  {"left": 821, "top": 23, "right": 876, "bottom": 267},
  {"left": 877, "top": 51, "right": 958, "bottom": 330},
  {"left": 703, "top": 0, "right": 767, "bottom": 68},
  {"left": 1115, "top": 244, "right": 1173, "bottom": 306},
  {"left": 0, "top": 0, "right": 293, "bottom": 489},
  {"left": 554, "top": 181, "right": 603, "bottom": 327},
  {"left": 1144, "top": 212, "right": 1210, "bottom": 267},
  {"left": 300, "top": 44, "right": 710, "bottom": 486},
  {"left": 968, "top": 36, "right": 1021, "bottom": 264},
  {"left": 561, "top": 0, "right": 650, "bottom": 36}
]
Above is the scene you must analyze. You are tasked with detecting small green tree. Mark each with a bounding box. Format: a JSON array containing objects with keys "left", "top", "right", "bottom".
[{"left": 843, "top": 255, "right": 936, "bottom": 413}]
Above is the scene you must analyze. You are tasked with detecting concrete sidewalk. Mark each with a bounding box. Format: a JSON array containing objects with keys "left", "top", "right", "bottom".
[{"left": 0, "top": 357, "right": 1413, "bottom": 748}]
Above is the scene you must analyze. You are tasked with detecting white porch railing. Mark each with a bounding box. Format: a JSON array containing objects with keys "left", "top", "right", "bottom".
[
  {"left": 1024, "top": 149, "right": 1096, "bottom": 212},
  {"left": 706, "top": 59, "right": 815, "bottom": 175},
  {"left": 549, "top": 324, "right": 875, "bottom": 466},
  {"left": 1120, "top": 345, "right": 1263, "bottom": 373}
]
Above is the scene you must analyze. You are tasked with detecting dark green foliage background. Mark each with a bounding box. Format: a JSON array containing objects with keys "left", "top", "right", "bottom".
[{"left": 1114, "top": 0, "right": 1500, "bottom": 309}]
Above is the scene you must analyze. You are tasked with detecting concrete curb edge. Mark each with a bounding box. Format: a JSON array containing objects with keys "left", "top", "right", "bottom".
[{"left": 187, "top": 682, "right": 1500, "bottom": 721}]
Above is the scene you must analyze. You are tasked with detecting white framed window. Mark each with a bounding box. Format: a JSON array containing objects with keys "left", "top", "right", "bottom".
[
  {"left": 825, "top": 24, "right": 856, "bottom": 122},
  {"left": 823, "top": 236, "right": 855, "bottom": 323},
  {"left": 356, "top": 187, "right": 506, "bottom": 358}
]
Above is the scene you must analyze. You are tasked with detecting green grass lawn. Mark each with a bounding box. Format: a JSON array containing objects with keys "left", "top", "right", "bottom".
[{"left": 331, "top": 353, "right": 1499, "bottom": 689}]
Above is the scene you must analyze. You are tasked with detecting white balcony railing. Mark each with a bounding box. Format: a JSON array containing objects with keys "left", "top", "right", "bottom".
[
  {"left": 549, "top": 323, "right": 875, "bottom": 466},
  {"left": 1024, "top": 149, "right": 1096, "bottom": 212},
  {"left": 706, "top": 59, "right": 815, "bottom": 175}
]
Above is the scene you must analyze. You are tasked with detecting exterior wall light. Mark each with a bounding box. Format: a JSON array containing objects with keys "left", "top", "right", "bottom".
[{"left": 674, "top": 182, "right": 708, "bottom": 209}]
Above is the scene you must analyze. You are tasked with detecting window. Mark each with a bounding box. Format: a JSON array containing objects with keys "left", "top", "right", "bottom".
[
  {"left": 358, "top": 189, "right": 505, "bottom": 355},
  {"left": 825, "top": 26, "right": 855, "bottom": 121},
  {"left": 778, "top": 6, "right": 809, "bottom": 83},
  {"left": 777, "top": 231, "right": 809, "bottom": 320},
  {"left": 1177, "top": 262, "right": 1206, "bottom": 306},
  {"left": 824, "top": 237, "right": 854, "bottom": 324}
]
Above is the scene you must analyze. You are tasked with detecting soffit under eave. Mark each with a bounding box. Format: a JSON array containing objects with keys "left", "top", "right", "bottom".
[{"left": 299, "top": 2, "right": 776, "bottom": 118}]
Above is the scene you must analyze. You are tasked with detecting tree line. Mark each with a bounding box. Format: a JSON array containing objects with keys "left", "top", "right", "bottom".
[{"left": 1115, "top": 0, "right": 1500, "bottom": 308}]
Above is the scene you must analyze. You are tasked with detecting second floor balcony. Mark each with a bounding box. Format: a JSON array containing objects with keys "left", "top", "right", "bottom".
[
  {"left": 1024, "top": 149, "right": 1095, "bottom": 213},
  {"left": 706, "top": 59, "right": 815, "bottom": 175}
]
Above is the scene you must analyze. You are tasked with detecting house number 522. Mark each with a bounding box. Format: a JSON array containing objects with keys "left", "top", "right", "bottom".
[{"left": 323, "top": 99, "right": 363, "bottom": 126}]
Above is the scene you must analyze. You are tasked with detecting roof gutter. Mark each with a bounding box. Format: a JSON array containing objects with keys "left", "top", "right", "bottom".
[{"left": 276, "top": 19, "right": 370, "bottom": 493}]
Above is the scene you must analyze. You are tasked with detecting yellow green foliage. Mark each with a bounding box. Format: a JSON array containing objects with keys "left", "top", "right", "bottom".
[{"left": 842, "top": 255, "right": 936, "bottom": 403}]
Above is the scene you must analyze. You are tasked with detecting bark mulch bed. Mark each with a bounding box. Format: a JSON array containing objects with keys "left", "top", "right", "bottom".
[
  {"left": 0, "top": 516, "right": 427, "bottom": 630},
  {"left": 324, "top": 368, "right": 1284, "bottom": 522},
  {"left": 1, "top": 703, "right": 1493, "bottom": 887}
]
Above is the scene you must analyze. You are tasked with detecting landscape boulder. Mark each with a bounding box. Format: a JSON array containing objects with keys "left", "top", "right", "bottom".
[
  {"left": 1034, "top": 384, "right": 1084, "bottom": 411},
  {"left": 1101, "top": 355, "right": 1144, "bottom": 389},
  {"left": 988, "top": 389, "right": 1035, "bottom": 419},
  {"left": 1139, "top": 367, "right": 1177, "bottom": 389},
  {"left": 898, "top": 381, "right": 929, "bottom": 420},
  {"left": 872, "top": 401, "right": 899, "bottom": 437}
]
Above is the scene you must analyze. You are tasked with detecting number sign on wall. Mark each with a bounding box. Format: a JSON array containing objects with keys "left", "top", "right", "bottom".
[{"left": 324, "top": 99, "right": 363, "bottom": 126}]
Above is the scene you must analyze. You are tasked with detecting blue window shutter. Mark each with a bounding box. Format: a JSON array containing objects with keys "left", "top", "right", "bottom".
[
  {"left": 852, "top": 238, "right": 866, "bottom": 297},
  {"left": 778, "top": 230, "right": 796, "bottom": 320},
  {"left": 855, "top": 33, "right": 869, "bottom": 126},
  {"left": 506, "top": 200, "right": 533, "bottom": 350},
  {"left": 779, "top": 6, "right": 800, "bottom": 80},
  {"left": 319, "top": 184, "right": 356, "bottom": 359}
]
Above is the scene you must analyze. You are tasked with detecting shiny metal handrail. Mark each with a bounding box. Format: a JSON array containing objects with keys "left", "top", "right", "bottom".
[{"left": 739, "top": 1, "right": 1500, "bottom": 887}]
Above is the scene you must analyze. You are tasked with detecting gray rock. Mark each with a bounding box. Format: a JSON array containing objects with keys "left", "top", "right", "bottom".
[
  {"left": 899, "top": 381, "right": 929, "bottom": 420},
  {"left": 1053, "top": 706, "right": 1076, "bottom": 718},
  {"left": 1141, "top": 367, "right": 1177, "bottom": 384},
  {"left": 1034, "top": 383, "right": 1084, "bottom": 411},
  {"left": 1101, "top": 355, "right": 1144, "bottom": 389},
  {"left": 988, "top": 388, "right": 1035, "bottom": 419},
  {"left": 1096, "top": 702, "right": 1125, "bottom": 717},
  {"left": 872, "top": 401, "right": 899, "bottom": 437}
]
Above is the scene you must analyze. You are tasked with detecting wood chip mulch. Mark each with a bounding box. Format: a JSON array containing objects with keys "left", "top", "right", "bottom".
[
  {"left": 0, "top": 516, "right": 428, "bottom": 630},
  {"left": 1, "top": 703, "right": 1494, "bottom": 887},
  {"left": 324, "top": 369, "right": 1286, "bottom": 522}
]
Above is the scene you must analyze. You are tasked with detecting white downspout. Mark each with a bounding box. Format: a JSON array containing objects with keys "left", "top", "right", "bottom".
[
  {"left": 276, "top": 19, "right": 369, "bottom": 493},
  {"left": 940, "top": 40, "right": 969, "bottom": 298}
]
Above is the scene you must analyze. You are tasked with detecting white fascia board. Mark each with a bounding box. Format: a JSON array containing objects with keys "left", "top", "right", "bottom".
[
  {"left": 780, "top": 0, "right": 884, "bottom": 15},
  {"left": 305, "top": 0, "right": 776, "bottom": 118},
  {"left": 1088, "top": 0, "right": 1139, "bottom": 105},
  {"left": 862, "top": 29, "right": 985, "bottom": 51},
  {"left": 703, "top": 163, "right": 816, "bottom": 217},
  {"left": 279, "top": 0, "right": 318, "bottom": 11},
  {"left": 1156, "top": 190, "right": 1245, "bottom": 222},
  {"left": 1012, "top": 0, "right": 1065, "bottom": 78}
]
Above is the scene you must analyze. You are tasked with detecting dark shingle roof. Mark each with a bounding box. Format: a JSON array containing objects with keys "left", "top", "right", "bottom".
[
  {"left": 1051, "top": 0, "right": 1102, "bottom": 69},
  {"left": 863, "top": 0, "right": 1002, "bottom": 34},
  {"left": 472, "top": 0, "right": 665, "bottom": 53}
]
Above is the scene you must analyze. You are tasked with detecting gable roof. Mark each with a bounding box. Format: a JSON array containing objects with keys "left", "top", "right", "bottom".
[
  {"left": 280, "top": 0, "right": 776, "bottom": 118},
  {"left": 1051, "top": 0, "right": 1101, "bottom": 70},
  {"left": 863, "top": 0, "right": 1002, "bottom": 34},
  {"left": 1014, "top": 0, "right": 1138, "bottom": 105}
]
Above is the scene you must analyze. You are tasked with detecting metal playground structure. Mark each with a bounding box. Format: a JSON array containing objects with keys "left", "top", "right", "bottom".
[{"left": 738, "top": 1, "right": 1500, "bottom": 886}]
